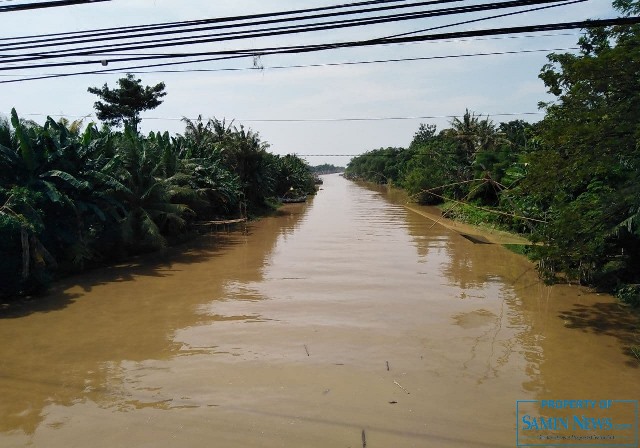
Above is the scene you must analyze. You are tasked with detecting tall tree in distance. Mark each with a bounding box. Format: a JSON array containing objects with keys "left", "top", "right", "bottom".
[{"left": 88, "top": 74, "right": 166, "bottom": 133}]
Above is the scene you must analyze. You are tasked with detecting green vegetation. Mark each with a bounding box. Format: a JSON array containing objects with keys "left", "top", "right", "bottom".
[
  {"left": 345, "top": 114, "right": 532, "bottom": 225},
  {"left": 88, "top": 73, "right": 167, "bottom": 133},
  {"left": 345, "top": 4, "right": 640, "bottom": 305},
  {"left": 311, "top": 163, "right": 345, "bottom": 174},
  {"left": 1, "top": 81, "right": 315, "bottom": 299},
  {"left": 503, "top": 244, "right": 531, "bottom": 257}
]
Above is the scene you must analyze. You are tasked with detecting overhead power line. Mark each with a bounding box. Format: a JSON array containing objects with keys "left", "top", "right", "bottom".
[
  {"left": 121, "top": 47, "right": 581, "bottom": 75},
  {"left": 0, "top": 0, "right": 583, "bottom": 84},
  {"left": 0, "top": 0, "right": 109, "bottom": 12},
  {"left": 0, "top": 0, "right": 410, "bottom": 41},
  {"left": 0, "top": 0, "right": 583, "bottom": 83},
  {"left": 0, "top": 46, "right": 578, "bottom": 83},
  {"left": 383, "top": 0, "right": 584, "bottom": 38},
  {"left": 0, "top": 16, "right": 635, "bottom": 75},
  {"left": 0, "top": 0, "right": 466, "bottom": 51},
  {"left": 0, "top": 0, "right": 573, "bottom": 65}
]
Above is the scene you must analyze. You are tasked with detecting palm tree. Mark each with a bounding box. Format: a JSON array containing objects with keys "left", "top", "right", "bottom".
[
  {"left": 219, "top": 124, "right": 275, "bottom": 209},
  {"left": 181, "top": 115, "right": 215, "bottom": 154},
  {"left": 448, "top": 110, "right": 508, "bottom": 162},
  {"left": 444, "top": 110, "right": 510, "bottom": 198}
]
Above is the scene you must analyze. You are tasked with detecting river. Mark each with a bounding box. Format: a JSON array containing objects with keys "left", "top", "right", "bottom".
[{"left": 0, "top": 174, "right": 638, "bottom": 447}]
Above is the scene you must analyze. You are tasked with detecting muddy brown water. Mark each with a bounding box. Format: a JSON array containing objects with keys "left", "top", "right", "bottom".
[{"left": 1, "top": 174, "right": 638, "bottom": 447}]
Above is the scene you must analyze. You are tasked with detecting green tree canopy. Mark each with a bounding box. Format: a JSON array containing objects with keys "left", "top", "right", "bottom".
[
  {"left": 520, "top": 14, "right": 640, "bottom": 285},
  {"left": 88, "top": 74, "right": 166, "bottom": 133}
]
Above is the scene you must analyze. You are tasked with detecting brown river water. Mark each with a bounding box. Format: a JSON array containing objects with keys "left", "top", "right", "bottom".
[{"left": 0, "top": 174, "right": 638, "bottom": 447}]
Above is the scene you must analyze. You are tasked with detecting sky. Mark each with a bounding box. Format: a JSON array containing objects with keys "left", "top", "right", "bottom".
[{"left": 0, "top": 0, "right": 619, "bottom": 166}]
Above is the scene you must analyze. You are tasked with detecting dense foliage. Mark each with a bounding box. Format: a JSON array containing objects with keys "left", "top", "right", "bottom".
[
  {"left": 524, "top": 3, "right": 640, "bottom": 295},
  {"left": 345, "top": 113, "right": 531, "bottom": 210},
  {"left": 345, "top": 7, "right": 640, "bottom": 304},
  {"left": 311, "top": 164, "right": 345, "bottom": 174},
  {"left": 0, "top": 111, "right": 315, "bottom": 299}
]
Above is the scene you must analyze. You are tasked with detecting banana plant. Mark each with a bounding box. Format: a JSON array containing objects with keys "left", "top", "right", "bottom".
[{"left": 114, "top": 129, "right": 192, "bottom": 250}]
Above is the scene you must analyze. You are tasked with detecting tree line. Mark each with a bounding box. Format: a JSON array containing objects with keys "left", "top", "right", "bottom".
[
  {"left": 345, "top": 3, "right": 640, "bottom": 306},
  {"left": 311, "top": 164, "right": 345, "bottom": 175},
  {"left": 0, "top": 106, "right": 316, "bottom": 298}
]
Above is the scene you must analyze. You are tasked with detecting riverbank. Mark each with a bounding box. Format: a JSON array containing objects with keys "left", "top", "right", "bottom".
[
  {"left": 0, "top": 198, "right": 307, "bottom": 310},
  {"left": 403, "top": 203, "right": 532, "bottom": 245},
  {"left": 357, "top": 180, "right": 533, "bottom": 245},
  {"left": 356, "top": 179, "right": 640, "bottom": 309}
]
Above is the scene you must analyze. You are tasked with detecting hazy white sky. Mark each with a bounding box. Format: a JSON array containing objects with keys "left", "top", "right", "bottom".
[{"left": 0, "top": 0, "right": 617, "bottom": 165}]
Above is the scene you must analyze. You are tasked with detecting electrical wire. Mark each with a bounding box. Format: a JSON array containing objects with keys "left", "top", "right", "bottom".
[
  {"left": 0, "top": 0, "right": 584, "bottom": 80},
  {"left": 115, "top": 47, "right": 582, "bottom": 75},
  {"left": 383, "top": 0, "right": 585, "bottom": 38},
  {"left": 0, "top": 46, "right": 578, "bottom": 83},
  {"left": 0, "top": 16, "right": 634, "bottom": 74},
  {"left": 0, "top": 0, "right": 411, "bottom": 42},
  {"left": 0, "top": 0, "right": 583, "bottom": 81},
  {"left": 0, "top": 0, "right": 109, "bottom": 12},
  {"left": 0, "top": 0, "right": 574, "bottom": 64},
  {"left": 0, "top": 0, "right": 466, "bottom": 51}
]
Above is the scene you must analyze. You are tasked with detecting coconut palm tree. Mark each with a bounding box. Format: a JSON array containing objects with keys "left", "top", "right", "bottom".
[{"left": 448, "top": 110, "right": 508, "bottom": 161}]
